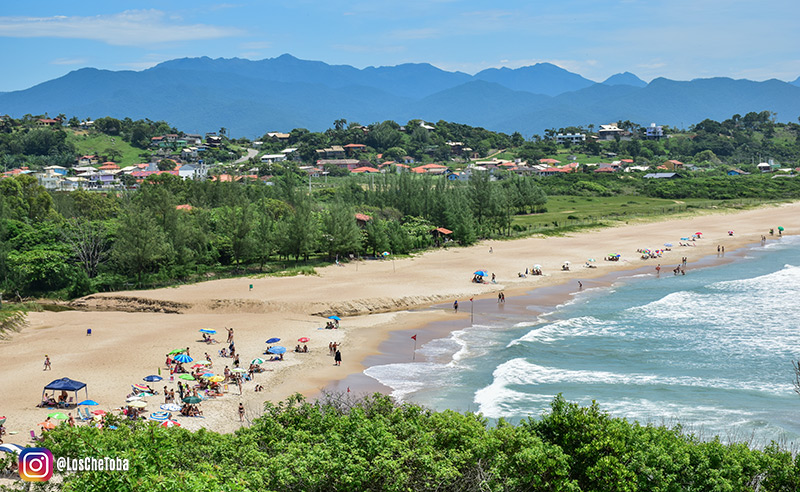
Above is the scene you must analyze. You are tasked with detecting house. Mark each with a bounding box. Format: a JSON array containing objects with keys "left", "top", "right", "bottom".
[
  {"left": 343, "top": 144, "right": 366, "bottom": 154},
  {"left": 446, "top": 141, "right": 465, "bottom": 155},
  {"left": 727, "top": 169, "right": 750, "bottom": 176},
  {"left": 643, "top": 173, "right": 680, "bottom": 179},
  {"left": 43, "top": 165, "right": 68, "bottom": 176},
  {"left": 266, "top": 132, "right": 290, "bottom": 141},
  {"left": 178, "top": 164, "right": 199, "bottom": 180},
  {"left": 78, "top": 155, "right": 99, "bottom": 166},
  {"left": 315, "top": 146, "right": 345, "bottom": 159},
  {"left": 757, "top": 160, "right": 779, "bottom": 173},
  {"left": 181, "top": 147, "right": 199, "bottom": 160},
  {"left": 661, "top": 160, "right": 684, "bottom": 171},
  {"left": 598, "top": 124, "right": 625, "bottom": 140},
  {"left": 176, "top": 204, "right": 194, "bottom": 211},
  {"left": 98, "top": 162, "right": 120, "bottom": 171},
  {"left": 355, "top": 213, "right": 372, "bottom": 228},
  {"left": 351, "top": 166, "right": 380, "bottom": 173},
  {"left": 400, "top": 156, "right": 415, "bottom": 165},
  {"left": 594, "top": 166, "right": 618, "bottom": 173},
  {"left": 537, "top": 167, "right": 569, "bottom": 177},
  {"left": 556, "top": 133, "right": 586, "bottom": 144},
  {"left": 260, "top": 154, "right": 287, "bottom": 164},
  {"left": 431, "top": 227, "right": 452, "bottom": 246},
  {"left": 37, "top": 118, "right": 60, "bottom": 127},
  {"left": 539, "top": 158, "right": 561, "bottom": 165},
  {"left": 645, "top": 123, "right": 665, "bottom": 140},
  {"left": 184, "top": 134, "right": 203, "bottom": 145},
  {"left": 316, "top": 159, "right": 361, "bottom": 171},
  {"left": 206, "top": 136, "right": 222, "bottom": 147}
]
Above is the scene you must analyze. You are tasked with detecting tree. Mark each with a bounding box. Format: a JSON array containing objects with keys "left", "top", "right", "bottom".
[
  {"left": 277, "top": 200, "right": 317, "bottom": 261},
  {"left": 111, "top": 204, "right": 171, "bottom": 285},
  {"left": 62, "top": 218, "right": 109, "bottom": 278},
  {"left": 322, "top": 202, "right": 362, "bottom": 259},
  {"left": 218, "top": 203, "right": 255, "bottom": 269}
]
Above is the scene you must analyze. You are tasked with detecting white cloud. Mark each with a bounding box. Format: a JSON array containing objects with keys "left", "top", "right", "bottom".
[
  {"left": 0, "top": 10, "right": 243, "bottom": 46},
  {"left": 50, "top": 57, "right": 88, "bottom": 66}
]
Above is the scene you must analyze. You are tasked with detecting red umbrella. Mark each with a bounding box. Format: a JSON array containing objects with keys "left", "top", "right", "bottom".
[
  {"left": 298, "top": 337, "right": 310, "bottom": 343},
  {"left": 39, "top": 420, "right": 57, "bottom": 430},
  {"left": 161, "top": 420, "right": 181, "bottom": 428},
  {"left": 695, "top": 232, "right": 702, "bottom": 235},
  {"left": 91, "top": 410, "right": 106, "bottom": 415}
]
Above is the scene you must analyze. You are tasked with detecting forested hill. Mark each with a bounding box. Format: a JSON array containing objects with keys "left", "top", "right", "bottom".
[{"left": 1, "top": 54, "right": 799, "bottom": 136}]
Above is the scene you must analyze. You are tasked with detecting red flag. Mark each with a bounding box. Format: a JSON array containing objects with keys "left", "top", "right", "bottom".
[
  {"left": 347, "top": 387, "right": 350, "bottom": 393},
  {"left": 411, "top": 335, "right": 417, "bottom": 340},
  {"left": 470, "top": 297, "right": 473, "bottom": 302}
]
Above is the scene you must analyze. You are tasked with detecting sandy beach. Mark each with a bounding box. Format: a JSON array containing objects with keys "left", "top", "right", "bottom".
[{"left": 1, "top": 202, "right": 799, "bottom": 446}]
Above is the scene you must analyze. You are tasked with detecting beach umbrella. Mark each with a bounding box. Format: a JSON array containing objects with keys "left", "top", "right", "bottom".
[
  {"left": 0, "top": 443, "right": 24, "bottom": 454},
  {"left": 564, "top": 261, "right": 570, "bottom": 265},
  {"left": 199, "top": 328, "right": 216, "bottom": 334},
  {"left": 533, "top": 264, "right": 541, "bottom": 270},
  {"left": 587, "top": 258, "right": 595, "bottom": 262},
  {"left": 178, "top": 374, "right": 195, "bottom": 381},
  {"left": 231, "top": 368, "right": 247, "bottom": 373},
  {"left": 78, "top": 400, "right": 98, "bottom": 406},
  {"left": 161, "top": 403, "right": 181, "bottom": 412},
  {"left": 39, "top": 421, "right": 57, "bottom": 430},
  {"left": 200, "top": 373, "right": 215, "bottom": 378},
  {"left": 195, "top": 360, "right": 211, "bottom": 366},
  {"left": 168, "top": 349, "right": 185, "bottom": 355},
  {"left": 209, "top": 376, "right": 224, "bottom": 383},
  {"left": 149, "top": 412, "right": 169, "bottom": 421},
  {"left": 91, "top": 410, "right": 106, "bottom": 416},
  {"left": 681, "top": 237, "right": 690, "bottom": 241},
  {"left": 695, "top": 232, "right": 703, "bottom": 235},
  {"left": 161, "top": 420, "right": 181, "bottom": 428},
  {"left": 664, "top": 243, "right": 673, "bottom": 247},
  {"left": 298, "top": 337, "right": 310, "bottom": 343},
  {"left": 173, "top": 354, "right": 193, "bottom": 363},
  {"left": 473, "top": 270, "right": 488, "bottom": 277},
  {"left": 266, "top": 337, "right": 281, "bottom": 344},
  {"left": 132, "top": 384, "right": 149, "bottom": 391},
  {"left": 128, "top": 401, "right": 147, "bottom": 408},
  {"left": 382, "top": 251, "right": 390, "bottom": 257},
  {"left": 778, "top": 226, "right": 785, "bottom": 231},
  {"left": 125, "top": 396, "right": 142, "bottom": 402},
  {"left": 48, "top": 412, "right": 67, "bottom": 420},
  {"left": 268, "top": 346, "right": 287, "bottom": 355},
  {"left": 182, "top": 396, "right": 202, "bottom": 404},
  {"left": 251, "top": 358, "right": 265, "bottom": 365},
  {"left": 327, "top": 316, "right": 341, "bottom": 321},
  {"left": 143, "top": 375, "right": 162, "bottom": 382}
]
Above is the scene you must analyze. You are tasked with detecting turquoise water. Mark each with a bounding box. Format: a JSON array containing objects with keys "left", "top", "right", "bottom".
[{"left": 365, "top": 237, "right": 800, "bottom": 445}]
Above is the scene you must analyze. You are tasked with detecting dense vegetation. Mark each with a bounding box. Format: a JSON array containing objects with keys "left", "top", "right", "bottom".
[{"left": 3, "top": 393, "right": 797, "bottom": 491}]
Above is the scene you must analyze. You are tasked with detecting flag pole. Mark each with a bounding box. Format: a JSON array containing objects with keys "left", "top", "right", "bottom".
[
  {"left": 412, "top": 334, "right": 417, "bottom": 360},
  {"left": 470, "top": 297, "right": 474, "bottom": 325}
]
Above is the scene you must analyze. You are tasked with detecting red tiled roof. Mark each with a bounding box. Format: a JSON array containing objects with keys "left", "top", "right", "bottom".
[
  {"left": 351, "top": 166, "right": 380, "bottom": 173},
  {"left": 343, "top": 144, "right": 366, "bottom": 148},
  {"left": 176, "top": 204, "right": 194, "bottom": 211},
  {"left": 594, "top": 167, "right": 617, "bottom": 173},
  {"left": 419, "top": 163, "right": 447, "bottom": 169},
  {"left": 539, "top": 158, "right": 561, "bottom": 164},
  {"left": 354, "top": 213, "right": 372, "bottom": 222}
]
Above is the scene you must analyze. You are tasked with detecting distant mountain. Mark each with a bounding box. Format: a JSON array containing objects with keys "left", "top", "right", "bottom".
[
  {"left": 603, "top": 72, "right": 647, "bottom": 87},
  {"left": 790, "top": 76, "right": 800, "bottom": 87},
  {"left": 1, "top": 55, "right": 799, "bottom": 137},
  {"left": 473, "top": 63, "right": 595, "bottom": 96}
]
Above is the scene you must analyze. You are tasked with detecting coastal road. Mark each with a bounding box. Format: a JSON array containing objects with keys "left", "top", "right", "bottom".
[{"left": 234, "top": 148, "right": 258, "bottom": 165}]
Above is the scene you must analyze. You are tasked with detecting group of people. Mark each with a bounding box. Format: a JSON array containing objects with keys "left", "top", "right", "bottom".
[
  {"left": 325, "top": 320, "right": 339, "bottom": 329},
  {"left": 294, "top": 344, "right": 309, "bottom": 353}
]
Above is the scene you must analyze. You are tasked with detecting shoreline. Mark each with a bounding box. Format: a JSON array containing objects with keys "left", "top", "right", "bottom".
[
  {"left": 1, "top": 203, "right": 798, "bottom": 445},
  {"left": 323, "top": 239, "right": 763, "bottom": 401}
]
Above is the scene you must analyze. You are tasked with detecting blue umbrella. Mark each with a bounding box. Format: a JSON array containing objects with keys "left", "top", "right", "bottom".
[
  {"left": 199, "top": 329, "right": 216, "bottom": 334},
  {"left": 664, "top": 243, "right": 673, "bottom": 247},
  {"left": 143, "top": 375, "right": 163, "bottom": 382},
  {"left": 149, "top": 411, "right": 169, "bottom": 421},
  {"left": 173, "top": 354, "right": 193, "bottom": 363},
  {"left": 266, "top": 337, "right": 281, "bottom": 344},
  {"left": 0, "top": 443, "right": 25, "bottom": 454},
  {"left": 474, "top": 270, "right": 488, "bottom": 277},
  {"left": 327, "top": 315, "right": 341, "bottom": 321},
  {"left": 268, "top": 346, "right": 287, "bottom": 355},
  {"left": 78, "top": 399, "right": 98, "bottom": 406}
]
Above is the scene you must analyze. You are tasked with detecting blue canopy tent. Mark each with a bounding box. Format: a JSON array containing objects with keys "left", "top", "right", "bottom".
[{"left": 41, "top": 378, "right": 88, "bottom": 408}]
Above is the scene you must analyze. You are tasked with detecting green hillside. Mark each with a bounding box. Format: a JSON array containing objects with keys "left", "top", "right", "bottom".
[{"left": 67, "top": 129, "right": 149, "bottom": 166}]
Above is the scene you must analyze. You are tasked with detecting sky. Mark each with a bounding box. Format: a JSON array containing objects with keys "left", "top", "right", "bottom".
[{"left": 0, "top": 0, "right": 798, "bottom": 92}]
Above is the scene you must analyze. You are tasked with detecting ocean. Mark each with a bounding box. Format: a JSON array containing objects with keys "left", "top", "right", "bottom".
[{"left": 364, "top": 236, "right": 800, "bottom": 445}]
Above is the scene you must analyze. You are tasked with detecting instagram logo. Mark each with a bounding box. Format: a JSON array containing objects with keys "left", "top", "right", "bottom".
[{"left": 19, "top": 448, "right": 53, "bottom": 482}]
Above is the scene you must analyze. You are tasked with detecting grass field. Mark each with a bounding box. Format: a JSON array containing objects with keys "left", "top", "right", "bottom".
[
  {"left": 67, "top": 130, "right": 150, "bottom": 166},
  {"left": 512, "top": 195, "right": 773, "bottom": 234}
]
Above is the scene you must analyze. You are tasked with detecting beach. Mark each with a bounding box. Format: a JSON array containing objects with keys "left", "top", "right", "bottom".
[{"left": 1, "top": 202, "right": 799, "bottom": 446}]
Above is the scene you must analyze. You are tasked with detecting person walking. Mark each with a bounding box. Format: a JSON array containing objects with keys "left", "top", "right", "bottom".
[
  {"left": 43, "top": 355, "right": 51, "bottom": 371},
  {"left": 238, "top": 403, "right": 245, "bottom": 422},
  {"left": 453, "top": 300, "right": 459, "bottom": 312},
  {"left": 226, "top": 327, "right": 234, "bottom": 344},
  {"left": 334, "top": 349, "right": 342, "bottom": 366}
]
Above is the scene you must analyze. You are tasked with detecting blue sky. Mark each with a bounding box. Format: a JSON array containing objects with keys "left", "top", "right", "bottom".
[{"left": 1, "top": 0, "right": 798, "bottom": 92}]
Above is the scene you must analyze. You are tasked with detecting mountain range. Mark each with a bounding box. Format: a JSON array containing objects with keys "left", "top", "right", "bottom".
[{"left": 1, "top": 53, "right": 798, "bottom": 137}]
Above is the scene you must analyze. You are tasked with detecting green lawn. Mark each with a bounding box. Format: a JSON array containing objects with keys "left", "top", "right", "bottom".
[
  {"left": 512, "top": 195, "right": 770, "bottom": 233},
  {"left": 68, "top": 130, "right": 150, "bottom": 166}
]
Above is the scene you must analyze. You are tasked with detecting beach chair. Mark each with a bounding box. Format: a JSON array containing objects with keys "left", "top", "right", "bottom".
[{"left": 29, "top": 430, "right": 42, "bottom": 443}]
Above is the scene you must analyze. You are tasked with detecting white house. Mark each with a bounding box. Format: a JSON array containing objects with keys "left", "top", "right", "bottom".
[
  {"left": 556, "top": 133, "right": 586, "bottom": 144},
  {"left": 260, "top": 154, "right": 287, "bottom": 164}
]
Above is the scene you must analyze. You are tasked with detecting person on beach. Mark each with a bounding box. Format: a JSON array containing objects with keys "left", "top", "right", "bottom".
[
  {"left": 334, "top": 349, "right": 342, "bottom": 366},
  {"left": 489, "top": 247, "right": 493, "bottom": 254},
  {"left": 453, "top": 300, "right": 458, "bottom": 312},
  {"left": 238, "top": 403, "right": 245, "bottom": 422},
  {"left": 68, "top": 413, "right": 75, "bottom": 427},
  {"left": 226, "top": 327, "right": 234, "bottom": 344},
  {"left": 655, "top": 264, "right": 661, "bottom": 276},
  {"left": 578, "top": 281, "right": 582, "bottom": 290},
  {"left": 491, "top": 273, "right": 496, "bottom": 283},
  {"left": 43, "top": 355, "right": 51, "bottom": 371}
]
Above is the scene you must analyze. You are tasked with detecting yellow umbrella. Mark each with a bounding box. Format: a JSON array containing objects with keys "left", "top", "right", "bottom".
[
  {"left": 128, "top": 400, "right": 147, "bottom": 408},
  {"left": 209, "top": 376, "right": 224, "bottom": 383}
]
